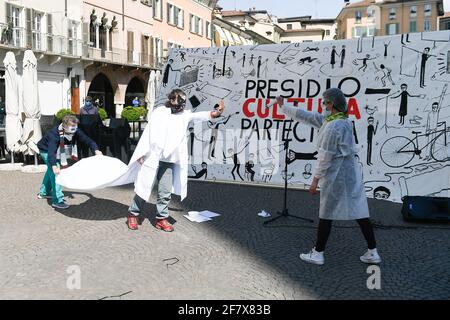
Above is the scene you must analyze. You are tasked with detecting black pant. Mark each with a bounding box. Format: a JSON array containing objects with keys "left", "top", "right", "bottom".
[{"left": 315, "top": 218, "right": 377, "bottom": 252}]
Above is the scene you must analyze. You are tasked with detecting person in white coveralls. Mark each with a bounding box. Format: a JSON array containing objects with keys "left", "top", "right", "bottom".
[
  {"left": 277, "top": 88, "right": 382, "bottom": 266},
  {"left": 127, "top": 89, "right": 225, "bottom": 232}
]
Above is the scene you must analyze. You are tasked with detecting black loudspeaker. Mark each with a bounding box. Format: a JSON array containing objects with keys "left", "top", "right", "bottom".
[{"left": 401, "top": 196, "right": 450, "bottom": 222}]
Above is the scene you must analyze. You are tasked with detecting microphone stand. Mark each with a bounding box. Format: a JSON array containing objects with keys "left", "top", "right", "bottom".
[{"left": 264, "top": 127, "right": 314, "bottom": 225}]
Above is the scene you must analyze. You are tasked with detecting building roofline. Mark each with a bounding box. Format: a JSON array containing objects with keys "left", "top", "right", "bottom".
[{"left": 282, "top": 28, "right": 326, "bottom": 34}]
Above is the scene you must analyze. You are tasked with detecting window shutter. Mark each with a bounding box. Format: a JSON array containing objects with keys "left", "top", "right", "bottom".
[
  {"left": 175, "top": 7, "right": 178, "bottom": 26},
  {"left": 167, "top": 3, "right": 170, "bottom": 23},
  {"left": 181, "top": 9, "right": 184, "bottom": 29},
  {"left": 5, "top": 2, "right": 11, "bottom": 24},
  {"left": 47, "top": 14, "right": 53, "bottom": 52},
  {"left": 141, "top": 34, "right": 149, "bottom": 65},
  {"left": 26, "top": 8, "right": 33, "bottom": 48},
  {"left": 127, "top": 30, "right": 134, "bottom": 62},
  {"left": 128, "top": 30, "right": 134, "bottom": 51},
  {"left": 149, "top": 35, "right": 154, "bottom": 66},
  {"left": 82, "top": 22, "right": 89, "bottom": 44}
]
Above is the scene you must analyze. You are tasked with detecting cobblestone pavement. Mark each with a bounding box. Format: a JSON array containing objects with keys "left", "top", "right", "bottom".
[{"left": 0, "top": 171, "right": 449, "bottom": 300}]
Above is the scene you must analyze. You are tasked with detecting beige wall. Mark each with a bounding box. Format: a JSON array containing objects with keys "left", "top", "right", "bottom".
[
  {"left": 338, "top": 0, "right": 441, "bottom": 39},
  {"left": 280, "top": 31, "right": 323, "bottom": 43},
  {"left": 151, "top": 0, "right": 213, "bottom": 51},
  {"left": 380, "top": 2, "right": 439, "bottom": 35}
]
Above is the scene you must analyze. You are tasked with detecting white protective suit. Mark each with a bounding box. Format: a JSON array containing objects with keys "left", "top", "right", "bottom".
[
  {"left": 282, "top": 105, "right": 369, "bottom": 220},
  {"left": 122, "top": 106, "right": 211, "bottom": 201}
]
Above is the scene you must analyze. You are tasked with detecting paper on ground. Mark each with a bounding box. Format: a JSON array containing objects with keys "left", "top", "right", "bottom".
[
  {"left": 183, "top": 210, "right": 220, "bottom": 223},
  {"left": 197, "top": 210, "right": 221, "bottom": 218},
  {"left": 184, "top": 214, "right": 212, "bottom": 223},
  {"left": 258, "top": 210, "right": 271, "bottom": 218}
]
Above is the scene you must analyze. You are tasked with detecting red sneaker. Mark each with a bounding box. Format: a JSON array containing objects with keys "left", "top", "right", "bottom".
[
  {"left": 127, "top": 214, "right": 138, "bottom": 230},
  {"left": 155, "top": 218, "right": 174, "bottom": 232}
]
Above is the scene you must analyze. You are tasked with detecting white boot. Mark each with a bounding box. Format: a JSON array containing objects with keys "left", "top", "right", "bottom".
[
  {"left": 300, "top": 247, "right": 325, "bottom": 265},
  {"left": 360, "top": 248, "right": 382, "bottom": 264}
]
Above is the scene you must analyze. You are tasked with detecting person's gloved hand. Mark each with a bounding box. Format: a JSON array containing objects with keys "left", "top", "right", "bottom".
[
  {"left": 276, "top": 96, "right": 284, "bottom": 107},
  {"left": 309, "top": 177, "right": 319, "bottom": 195},
  {"left": 211, "top": 100, "right": 225, "bottom": 118}
]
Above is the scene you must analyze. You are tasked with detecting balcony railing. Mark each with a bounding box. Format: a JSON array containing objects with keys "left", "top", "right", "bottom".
[{"left": 0, "top": 23, "right": 162, "bottom": 69}]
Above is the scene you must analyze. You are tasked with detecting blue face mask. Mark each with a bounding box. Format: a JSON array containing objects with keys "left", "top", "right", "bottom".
[{"left": 85, "top": 101, "right": 93, "bottom": 108}]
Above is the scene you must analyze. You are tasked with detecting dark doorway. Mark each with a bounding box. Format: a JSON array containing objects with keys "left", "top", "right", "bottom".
[
  {"left": 88, "top": 73, "right": 115, "bottom": 118},
  {"left": 125, "top": 77, "right": 145, "bottom": 107}
]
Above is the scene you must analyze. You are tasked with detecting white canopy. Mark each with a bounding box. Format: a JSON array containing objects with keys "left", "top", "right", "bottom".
[
  {"left": 3, "top": 51, "right": 22, "bottom": 152},
  {"left": 20, "top": 50, "right": 41, "bottom": 156},
  {"left": 145, "top": 70, "right": 156, "bottom": 112}
]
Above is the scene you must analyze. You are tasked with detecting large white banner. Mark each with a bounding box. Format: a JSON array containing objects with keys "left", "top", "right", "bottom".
[{"left": 159, "top": 31, "right": 450, "bottom": 203}]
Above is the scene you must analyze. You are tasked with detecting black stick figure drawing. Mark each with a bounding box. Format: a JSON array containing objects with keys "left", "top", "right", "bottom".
[
  {"left": 231, "top": 50, "right": 236, "bottom": 58},
  {"left": 245, "top": 153, "right": 256, "bottom": 181},
  {"left": 330, "top": 45, "right": 339, "bottom": 69},
  {"left": 237, "top": 53, "right": 246, "bottom": 67},
  {"left": 256, "top": 56, "right": 263, "bottom": 78},
  {"left": 162, "top": 59, "right": 178, "bottom": 87},
  {"left": 188, "top": 162, "right": 208, "bottom": 179},
  {"left": 404, "top": 46, "right": 436, "bottom": 88},
  {"left": 374, "top": 63, "right": 395, "bottom": 87},
  {"left": 390, "top": 83, "right": 425, "bottom": 125},
  {"left": 287, "top": 149, "right": 318, "bottom": 164},
  {"left": 383, "top": 41, "right": 391, "bottom": 58},
  {"left": 366, "top": 117, "right": 379, "bottom": 166},
  {"left": 207, "top": 111, "right": 239, "bottom": 159},
  {"left": 424, "top": 101, "right": 446, "bottom": 161},
  {"left": 224, "top": 142, "right": 249, "bottom": 181},
  {"left": 352, "top": 121, "right": 359, "bottom": 144},
  {"left": 188, "top": 127, "right": 205, "bottom": 157},
  {"left": 340, "top": 45, "right": 346, "bottom": 68},
  {"left": 356, "top": 54, "right": 376, "bottom": 72},
  {"left": 249, "top": 54, "right": 255, "bottom": 66},
  {"left": 299, "top": 56, "right": 318, "bottom": 65},
  {"left": 212, "top": 62, "right": 217, "bottom": 79},
  {"left": 261, "top": 58, "right": 269, "bottom": 78},
  {"left": 303, "top": 47, "right": 320, "bottom": 52},
  {"left": 281, "top": 169, "right": 295, "bottom": 182},
  {"left": 401, "top": 33, "right": 410, "bottom": 45},
  {"left": 180, "top": 52, "right": 186, "bottom": 61}
]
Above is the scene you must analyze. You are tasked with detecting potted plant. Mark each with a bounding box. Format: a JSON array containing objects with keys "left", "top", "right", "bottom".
[
  {"left": 98, "top": 107, "right": 108, "bottom": 121},
  {"left": 121, "top": 106, "right": 141, "bottom": 122}
]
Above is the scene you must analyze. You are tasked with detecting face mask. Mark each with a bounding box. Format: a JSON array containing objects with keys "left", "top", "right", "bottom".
[
  {"left": 85, "top": 101, "right": 93, "bottom": 108},
  {"left": 323, "top": 107, "right": 332, "bottom": 118},
  {"left": 65, "top": 125, "right": 78, "bottom": 134},
  {"left": 171, "top": 95, "right": 186, "bottom": 114}
]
